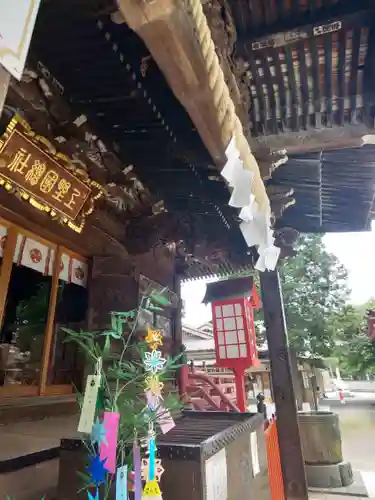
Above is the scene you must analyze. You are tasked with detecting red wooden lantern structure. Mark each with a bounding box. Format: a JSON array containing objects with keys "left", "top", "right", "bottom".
[{"left": 203, "top": 277, "right": 261, "bottom": 411}]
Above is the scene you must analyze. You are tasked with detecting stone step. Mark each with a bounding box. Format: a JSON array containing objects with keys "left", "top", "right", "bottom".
[
  {"left": 0, "top": 395, "right": 77, "bottom": 424},
  {"left": 0, "top": 458, "right": 58, "bottom": 500}
]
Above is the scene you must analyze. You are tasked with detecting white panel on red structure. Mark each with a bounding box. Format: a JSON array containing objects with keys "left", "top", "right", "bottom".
[
  {"left": 215, "top": 305, "right": 223, "bottom": 318},
  {"left": 0, "top": 225, "right": 7, "bottom": 258},
  {"left": 71, "top": 258, "right": 88, "bottom": 287},
  {"left": 17, "top": 236, "right": 52, "bottom": 275},
  {"left": 59, "top": 253, "right": 71, "bottom": 282}
]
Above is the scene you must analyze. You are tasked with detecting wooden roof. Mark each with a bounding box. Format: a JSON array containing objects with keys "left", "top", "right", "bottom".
[
  {"left": 271, "top": 146, "right": 375, "bottom": 232},
  {"left": 8, "top": 0, "right": 375, "bottom": 280},
  {"left": 9, "top": 0, "right": 256, "bottom": 278},
  {"left": 225, "top": 0, "right": 374, "bottom": 151},
  {"left": 196, "top": 0, "right": 375, "bottom": 235}
]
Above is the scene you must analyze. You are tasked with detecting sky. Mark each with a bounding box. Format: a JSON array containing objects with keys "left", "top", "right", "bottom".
[{"left": 182, "top": 223, "right": 375, "bottom": 327}]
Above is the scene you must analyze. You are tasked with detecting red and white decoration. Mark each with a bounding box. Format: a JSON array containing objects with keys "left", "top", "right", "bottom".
[
  {"left": 70, "top": 257, "right": 87, "bottom": 287},
  {"left": 4, "top": 228, "right": 89, "bottom": 287},
  {"left": 14, "top": 235, "right": 52, "bottom": 275},
  {"left": 51, "top": 251, "right": 88, "bottom": 287},
  {"left": 0, "top": 225, "right": 8, "bottom": 258}
]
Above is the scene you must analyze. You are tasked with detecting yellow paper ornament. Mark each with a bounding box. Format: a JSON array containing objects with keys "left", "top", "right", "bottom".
[
  {"left": 145, "top": 328, "right": 163, "bottom": 350},
  {"left": 142, "top": 479, "right": 163, "bottom": 500}
]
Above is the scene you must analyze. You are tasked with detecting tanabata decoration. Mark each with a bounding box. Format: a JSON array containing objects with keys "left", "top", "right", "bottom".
[
  {"left": 100, "top": 411, "right": 120, "bottom": 473},
  {"left": 91, "top": 418, "right": 108, "bottom": 446},
  {"left": 67, "top": 297, "right": 182, "bottom": 500},
  {"left": 88, "top": 490, "right": 100, "bottom": 500},
  {"left": 141, "top": 328, "right": 175, "bottom": 500},
  {"left": 87, "top": 455, "right": 108, "bottom": 486}
]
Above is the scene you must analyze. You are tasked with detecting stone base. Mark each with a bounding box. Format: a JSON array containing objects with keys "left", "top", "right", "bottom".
[{"left": 305, "top": 461, "right": 353, "bottom": 488}]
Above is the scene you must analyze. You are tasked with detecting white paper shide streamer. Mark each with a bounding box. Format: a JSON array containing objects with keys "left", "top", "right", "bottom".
[{"left": 221, "top": 136, "right": 280, "bottom": 271}]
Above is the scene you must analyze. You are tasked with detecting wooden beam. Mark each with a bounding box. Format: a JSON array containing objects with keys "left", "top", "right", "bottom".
[
  {"left": 0, "top": 225, "right": 17, "bottom": 329},
  {"left": 253, "top": 124, "right": 370, "bottom": 154},
  {"left": 260, "top": 270, "right": 308, "bottom": 500},
  {"left": 117, "top": 0, "right": 227, "bottom": 165}
]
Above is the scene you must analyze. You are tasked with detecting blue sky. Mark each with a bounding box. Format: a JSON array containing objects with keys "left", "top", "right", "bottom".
[{"left": 182, "top": 224, "right": 375, "bottom": 326}]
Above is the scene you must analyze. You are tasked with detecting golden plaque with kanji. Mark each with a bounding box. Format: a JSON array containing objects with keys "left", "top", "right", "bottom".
[{"left": 0, "top": 115, "right": 103, "bottom": 232}]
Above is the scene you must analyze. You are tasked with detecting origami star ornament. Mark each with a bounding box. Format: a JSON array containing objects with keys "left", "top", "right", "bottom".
[
  {"left": 87, "top": 488, "right": 99, "bottom": 500},
  {"left": 91, "top": 418, "right": 108, "bottom": 446},
  {"left": 145, "top": 328, "right": 163, "bottom": 350},
  {"left": 141, "top": 458, "right": 165, "bottom": 482},
  {"left": 87, "top": 455, "right": 108, "bottom": 486},
  {"left": 143, "top": 350, "right": 166, "bottom": 374},
  {"left": 145, "top": 375, "right": 164, "bottom": 398}
]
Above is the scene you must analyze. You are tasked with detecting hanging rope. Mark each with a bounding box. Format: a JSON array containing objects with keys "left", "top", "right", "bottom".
[{"left": 184, "top": 0, "right": 271, "bottom": 215}]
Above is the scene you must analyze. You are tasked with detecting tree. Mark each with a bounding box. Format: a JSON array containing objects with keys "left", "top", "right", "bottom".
[
  {"left": 333, "top": 302, "right": 375, "bottom": 376},
  {"left": 278, "top": 234, "right": 349, "bottom": 357}
]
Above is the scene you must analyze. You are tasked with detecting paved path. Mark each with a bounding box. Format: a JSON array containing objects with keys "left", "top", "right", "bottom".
[{"left": 310, "top": 495, "right": 374, "bottom": 500}]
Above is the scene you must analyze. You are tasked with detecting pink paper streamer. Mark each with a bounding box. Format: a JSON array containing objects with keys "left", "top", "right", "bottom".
[
  {"left": 157, "top": 405, "right": 175, "bottom": 434},
  {"left": 100, "top": 411, "right": 120, "bottom": 473}
]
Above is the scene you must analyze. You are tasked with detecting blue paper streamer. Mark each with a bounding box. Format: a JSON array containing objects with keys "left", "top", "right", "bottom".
[
  {"left": 148, "top": 439, "right": 156, "bottom": 481},
  {"left": 116, "top": 465, "right": 128, "bottom": 500}
]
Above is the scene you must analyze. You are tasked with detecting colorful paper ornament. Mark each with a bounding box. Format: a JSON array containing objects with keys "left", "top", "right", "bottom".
[
  {"left": 146, "top": 391, "right": 160, "bottom": 411},
  {"left": 91, "top": 418, "right": 108, "bottom": 446},
  {"left": 145, "top": 375, "right": 163, "bottom": 398},
  {"left": 141, "top": 329, "right": 165, "bottom": 500},
  {"left": 116, "top": 465, "right": 128, "bottom": 500},
  {"left": 78, "top": 374, "right": 101, "bottom": 434},
  {"left": 87, "top": 488, "right": 100, "bottom": 500},
  {"left": 87, "top": 455, "right": 108, "bottom": 486},
  {"left": 143, "top": 350, "right": 166, "bottom": 374},
  {"left": 148, "top": 439, "right": 156, "bottom": 480},
  {"left": 142, "top": 479, "right": 162, "bottom": 500},
  {"left": 156, "top": 405, "right": 175, "bottom": 434},
  {"left": 145, "top": 328, "right": 163, "bottom": 350},
  {"left": 141, "top": 459, "right": 165, "bottom": 483},
  {"left": 100, "top": 411, "right": 120, "bottom": 473}
]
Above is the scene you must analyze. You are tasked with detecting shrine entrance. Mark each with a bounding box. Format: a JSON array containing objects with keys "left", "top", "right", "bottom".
[{"left": 0, "top": 217, "right": 88, "bottom": 398}]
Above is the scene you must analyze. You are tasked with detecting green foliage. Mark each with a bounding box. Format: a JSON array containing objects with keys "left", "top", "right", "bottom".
[
  {"left": 278, "top": 234, "right": 349, "bottom": 357},
  {"left": 332, "top": 301, "right": 375, "bottom": 376},
  {"left": 16, "top": 282, "right": 51, "bottom": 342}
]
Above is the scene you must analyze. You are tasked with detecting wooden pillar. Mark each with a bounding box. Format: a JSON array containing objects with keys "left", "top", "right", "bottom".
[
  {"left": 172, "top": 268, "right": 182, "bottom": 349},
  {"left": 172, "top": 263, "right": 188, "bottom": 396},
  {"left": 260, "top": 270, "right": 308, "bottom": 500}
]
